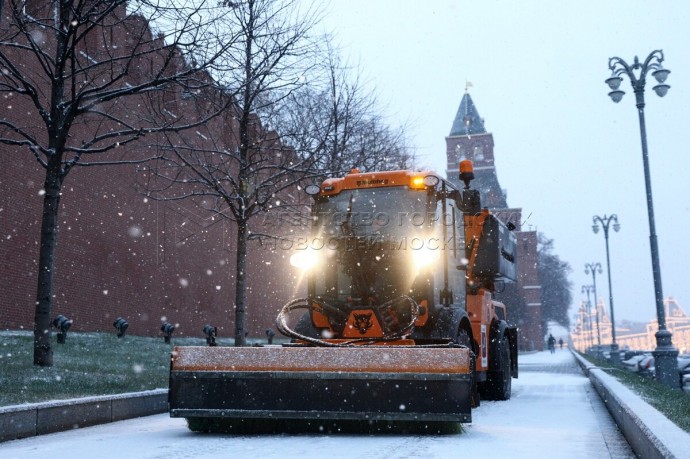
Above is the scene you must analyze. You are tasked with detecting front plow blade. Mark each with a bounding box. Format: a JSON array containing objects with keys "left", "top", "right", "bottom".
[{"left": 169, "top": 346, "right": 472, "bottom": 423}]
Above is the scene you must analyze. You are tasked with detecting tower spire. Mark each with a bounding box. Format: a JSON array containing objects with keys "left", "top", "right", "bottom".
[{"left": 449, "top": 91, "right": 485, "bottom": 136}]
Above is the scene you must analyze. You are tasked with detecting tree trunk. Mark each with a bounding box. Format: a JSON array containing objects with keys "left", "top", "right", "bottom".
[
  {"left": 233, "top": 219, "right": 248, "bottom": 346},
  {"left": 33, "top": 164, "right": 63, "bottom": 366}
]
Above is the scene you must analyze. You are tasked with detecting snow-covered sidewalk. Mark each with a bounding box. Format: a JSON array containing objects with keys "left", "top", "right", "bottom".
[
  {"left": 0, "top": 350, "right": 634, "bottom": 459},
  {"left": 462, "top": 349, "right": 633, "bottom": 458}
]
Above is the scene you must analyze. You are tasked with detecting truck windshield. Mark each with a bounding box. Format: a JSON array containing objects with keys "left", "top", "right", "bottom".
[
  {"left": 313, "top": 187, "right": 431, "bottom": 240},
  {"left": 310, "top": 187, "right": 438, "bottom": 305}
]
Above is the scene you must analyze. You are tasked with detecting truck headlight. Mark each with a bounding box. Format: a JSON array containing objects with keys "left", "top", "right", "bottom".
[
  {"left": 412, "top": 246, "right": 440, "bottom": 268},
  {"left": 290, "top": 247, "right": 320, "bottom": 270}
]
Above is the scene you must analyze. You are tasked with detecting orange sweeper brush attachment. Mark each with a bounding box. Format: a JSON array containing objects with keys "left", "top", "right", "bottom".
[{"left": 168, "top": 345, "right": 473, "bottom": 424}]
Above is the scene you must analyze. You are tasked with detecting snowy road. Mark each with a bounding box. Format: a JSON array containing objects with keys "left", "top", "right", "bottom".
[{"left": 0, "top": 350, "right": 634, "bottom": 459}]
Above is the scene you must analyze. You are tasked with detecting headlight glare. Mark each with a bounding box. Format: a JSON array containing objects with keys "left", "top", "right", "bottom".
[
  {"left": 290, "top": 247, "right": 320, "bottom": 270},
  {"left": 412, "top": 246, "right": 440, "bottom": 268}
]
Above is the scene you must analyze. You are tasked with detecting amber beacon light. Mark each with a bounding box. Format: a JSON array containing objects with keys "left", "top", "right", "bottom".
[{"left": 459, "top": 160, "right": 475, "bottom": 188}]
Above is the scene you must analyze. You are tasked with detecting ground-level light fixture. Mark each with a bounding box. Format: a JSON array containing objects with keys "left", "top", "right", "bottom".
[
  {"left": 161, "top": 322, "right": 175, "bottom": 344},
  {"left": 52, "top": 314, "right": 73, "bottom": 344},
  {"left": 113, "top": 317, "right": 129, "bottom": 338},
  {"left": 203, "top": 324, "right": 217, "bottom": 347},
  {"left": 266, "top": 328, "right": 275, "bottom": 344}
]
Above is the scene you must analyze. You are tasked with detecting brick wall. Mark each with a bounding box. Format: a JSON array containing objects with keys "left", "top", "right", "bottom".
[
  {"left": 0, "top": 4, "right": 302, "bottom": 338},
  {"left": 0, "top": 146, "right": 299, "bottom": 336}
]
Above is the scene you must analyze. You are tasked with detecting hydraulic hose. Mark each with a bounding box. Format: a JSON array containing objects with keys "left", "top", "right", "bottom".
[{"left": 275, "top": 295, "right": 420, "bottom": 347}]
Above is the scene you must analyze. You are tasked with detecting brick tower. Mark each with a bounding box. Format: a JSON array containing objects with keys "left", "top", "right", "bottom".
[{"left": 445, "top": 90, "right": 544, "bottom": 351}]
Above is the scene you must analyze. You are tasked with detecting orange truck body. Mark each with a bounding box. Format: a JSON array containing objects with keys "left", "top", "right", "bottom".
[{"left": 169, "top": 162, "right": 518, "bottom": 428}]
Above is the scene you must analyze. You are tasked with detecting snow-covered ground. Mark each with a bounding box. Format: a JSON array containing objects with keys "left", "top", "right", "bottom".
[{"left": 0, "top": 350, "right": 633, "bottom": 459}]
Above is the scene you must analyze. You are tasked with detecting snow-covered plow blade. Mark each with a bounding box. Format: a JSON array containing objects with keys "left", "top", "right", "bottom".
[{"left": 168, "top": 345, "right": 472, "bottom": 424}]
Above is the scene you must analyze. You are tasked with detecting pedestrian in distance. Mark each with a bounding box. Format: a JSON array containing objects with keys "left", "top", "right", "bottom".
[
  {"left": 547, "top": 334, "right": 556, "bottom": 354},
  {"left": 558, "top": 338, "right": 564, "bottom": 350}
]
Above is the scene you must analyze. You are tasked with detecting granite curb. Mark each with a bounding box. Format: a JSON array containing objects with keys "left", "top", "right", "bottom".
[
  {"left": 571, "top": 350, "right": 690, "bottom": 459},
  {"left": 0, "top": 389, "right": 168, "bottom": 442}
]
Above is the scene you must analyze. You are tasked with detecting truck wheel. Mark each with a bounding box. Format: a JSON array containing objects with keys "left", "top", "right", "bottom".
[
  {"left": 482, "top": 337, "right": 512, "bottom": 401},
  {"left": 455, "top": 327, "right": 471, "bottom": 347},
  {"left": 499, "top": 339, "right": 512, "bottom": 399},
  {"left": 456, "top": 327, "right": 480, "bottom": 408},
  {"left": 469, "top": 351, "right": 480, "bottom": 408}
]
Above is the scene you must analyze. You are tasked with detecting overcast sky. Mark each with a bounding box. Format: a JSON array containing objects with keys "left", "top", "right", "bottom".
[{"left": 313, "top": 0, "right": 690, "bottom": 325}]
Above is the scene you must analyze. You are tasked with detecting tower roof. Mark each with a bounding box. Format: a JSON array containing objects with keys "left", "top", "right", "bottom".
[{"left": 449, "top": 92, "right": 486, "bottom": 136}]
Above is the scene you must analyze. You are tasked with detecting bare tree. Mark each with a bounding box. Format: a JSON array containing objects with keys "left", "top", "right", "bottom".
[
  {"left": 143, "top": 0, "right": 321, "bottom": 346},
  {"left": 272, "top": 43, "right": 415, "bottom": 178},
  {"left": 537, "top": 234, "right": 572, "bottom": 329},
  {"left": 0, "top": 0, "right": 242, "bottom": 366}
]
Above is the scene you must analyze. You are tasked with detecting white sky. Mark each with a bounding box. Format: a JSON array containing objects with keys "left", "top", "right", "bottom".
[{"left": 312, "top": 0, "right": 690, "bottom": 325}]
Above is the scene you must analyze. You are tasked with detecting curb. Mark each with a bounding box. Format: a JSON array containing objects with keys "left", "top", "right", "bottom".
[
  {"left": 571, "top": 351, "right": 690, "bottom": 459},
  {"left": 0, "top": 389, "right": 168, "bottom": 442}
]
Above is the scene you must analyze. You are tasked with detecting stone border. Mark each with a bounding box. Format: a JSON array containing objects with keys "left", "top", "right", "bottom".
[
  {"left": 571, "top": 351, "right": 690, "bottom": 459},
  {"left": 0, "top": 389, "right": 167, "bottom": 442}
]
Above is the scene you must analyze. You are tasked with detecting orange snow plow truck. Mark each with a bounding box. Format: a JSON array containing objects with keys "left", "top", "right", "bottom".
[{"left": 168, "top": 160, "right": 518, "bottom": 426}]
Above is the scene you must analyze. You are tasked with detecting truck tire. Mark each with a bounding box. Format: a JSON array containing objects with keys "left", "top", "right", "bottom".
[
  {"left": 455, "top": 327, "right": 480, "bottom": 408},
  {"left": 482, "top": 337, "right": 512, "bottom": 400}
]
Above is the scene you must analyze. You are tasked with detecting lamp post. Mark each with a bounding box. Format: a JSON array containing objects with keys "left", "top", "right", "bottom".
[
  {"left": 578, "top": 302, "right": 590, "bottom": 352},
  {"left": 576, "top": 303, "right": 584, "bottom": 352},
  {"left": 606, "top": 50, "right": 679, "bottom": 388},
  {"left": 584, "top": 300, "right": 593, "bottom": 352},
  {"left": 581, "top": 284, "right": 596, "bottom": 354},
  {"left": 584, "top": 264, "right": 602, "bottom": 357},
  {"left": 593, "top": 214, "right": 620, "bottom": 364}
]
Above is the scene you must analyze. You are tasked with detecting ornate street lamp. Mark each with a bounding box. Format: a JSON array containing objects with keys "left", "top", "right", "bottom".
[
  {"left": 584, "top": 300, "right": 594, "bottom": 352},
  {"left": 581, "top": 284, "right": 596, "bottom": 353},
  {"left": 578, "top": 302, "right": 591, "bottom": 352},
  {"left": 593, "top": 214, "right": 620, "bottom": 364},
  {"left": 584, "top": 264, "right": 602, "bottom": 356},
  {"left": 606, "top": 50, "right": 678, "bottom": 388}
]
